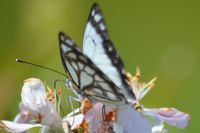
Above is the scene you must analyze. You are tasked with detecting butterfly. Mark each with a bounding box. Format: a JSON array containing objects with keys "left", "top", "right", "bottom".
[{"left": 59, "top": 3, "right": 136, "bottom": 108}]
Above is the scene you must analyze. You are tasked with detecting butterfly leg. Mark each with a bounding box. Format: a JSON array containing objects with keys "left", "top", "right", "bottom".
[{"left": 68, "top": 96, "right": 82, "bottom": 128}]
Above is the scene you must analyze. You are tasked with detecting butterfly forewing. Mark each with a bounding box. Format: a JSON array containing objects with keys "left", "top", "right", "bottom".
[
  {"left": 59, "top": 32, "right": 127, "bottom": 106},
  {"left": 83, "top": 3, "right": 136, "bottom": 101}
]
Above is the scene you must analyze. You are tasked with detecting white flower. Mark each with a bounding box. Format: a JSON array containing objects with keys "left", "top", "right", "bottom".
[
  {"left": 1, "top": 78, "right": 69, "bottom": 133},
  {"left": 126, "top": 68, "right": 190, "bottom": 133},
  {"left": 65, "top": 98, "right": 152, "bottom": 133},
  {"left": 143, "top": 108, "right": 190, "bottom": 129},
  {"left": 113, "top": 105, "right": 152, "bottom": 133}
]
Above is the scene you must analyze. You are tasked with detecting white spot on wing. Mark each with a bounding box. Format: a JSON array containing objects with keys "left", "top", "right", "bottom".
[
  {"left": 94, "top": 14, "right": 102, "bottom": 22},
  {"left": 91, "top": 10, "right": 95, "bottom": 16},
  {"left": 100, "top": 23, "right": 106, "bottom": 31},
  {"left": 68, "top": 52, "right": 76, "bottom": 59},
  {"left": 108, "top": 46, "right": 113, "bottom": 52},
  {"left": 60, "top": 35, "right": 65, "bottom": 41},
  {"left": 61, "top": 44, "right": 68, "bottom": 53},
  {"left": 66, "top": 39, "right": 74, "bottom": 46}
]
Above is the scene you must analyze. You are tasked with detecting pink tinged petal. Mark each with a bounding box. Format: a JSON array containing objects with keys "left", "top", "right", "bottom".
[
  {"left": 21, "top": 78, "right": 62, "bottom": 127},
  {"left": 84, "top": 103, "right": 113, "bottom": 133},
  {"left": 144, "top": 108, "right": 190, "bottom": 128},
  {"left": 21, "top": 78, "right": 46, "bottom": 113},
  {"left": 2, "top": 120, "right": 41, "bottom": 133},
  {"left": 113, "top": 106, "right": 152, "bottom": 133},
  {"left": 14, "top": 103, "right": 33, "bottom": 124},
  {"left": 13, "top": 112, "right": 32, "bottom": 124},
  {"left": 39, "top": 102, "right": 62, "bottom": 128}
]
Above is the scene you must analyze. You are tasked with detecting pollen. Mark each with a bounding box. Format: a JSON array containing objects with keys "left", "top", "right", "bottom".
[
  {"left": 46, "top": 89, "right": 55, "bottom": 103},
  {"left": 149, "top": 82, "right": 155, "bottom": 89},
  {"left": 21, "top": 111, "right": 31, "bottom": 120},
  {"left": 36, "top": 113, "right": 43, "bottom": 123},
  {"left": 0, "top": 123, "right": 6, "bottom": 129},
  {"left": 73, "top": 119, "right": 88, "bottom": 132},
  {"left": 160, "top": 108, "right": 172, "bottom": 112},
  {"left": 133, "top": 102, "right": 142, "bottom": 111},
  {"left": 80, "top": 119, "right": 88, "bottom": 131},
  {"left": 125, "top": 71, "right": 140, "bottom": 85},
  {"left": 57, "top": 88, "right": 62, "bottom": 96},
  {"left": 105, "top": 110, "right": 117, "bottom": 122},
  {"left": 135, "top": 66, "right": 141, "bottom": 78},
  {"left": 81, "top": 98, "right": 93, "bottom": 114}
]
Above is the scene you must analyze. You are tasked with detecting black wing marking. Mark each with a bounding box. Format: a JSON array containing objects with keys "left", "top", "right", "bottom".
[
  {"left": 83, "top": 3, "right": 136, "bottom": 101},
  {"left": 59, "top": 32, "right": 127, "bottom": 106}
]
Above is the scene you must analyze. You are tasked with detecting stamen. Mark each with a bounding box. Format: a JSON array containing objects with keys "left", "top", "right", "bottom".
[
  {"left": 133, "top": 102, "right": 142, "bottom": 111},
  {"left": 57, "top": 88, "right": 62, "bottom": 96},
  {"left": 125, "top": 71, "right": 140, "bottom": 85},
  {"left": 57, "top": 89, "right": 62, "bottom": 115},
  {"left": 72, "top": 119, "right": 88, "bottom": 132},
  {"left": 79, "top": 120, "right": 88, "bottom": 131},
  {"left": 135, "top": 66, "right": 141, "bottom": 79},
  {"left": 0, "top": 123, "right": 6, "bottom": 129},
  {"left": 105, "top": 110, "right": 117, "bottom": 122},
  {"left": 46, "top": 89, "right": 55, "bottom": 103},
  {"left": 81, "top": 98, "right": 93, "bottom": 114},
  {"left": 149, "top": 82, "right": 155, "bottom": 89},
  {"left": 36, "top": 113, "right": 43, "bottom": 123}
]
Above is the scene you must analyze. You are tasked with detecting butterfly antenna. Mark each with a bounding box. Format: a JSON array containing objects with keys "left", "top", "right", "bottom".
[{"left": 16, "top": 59, "right": 66, "bottom": 77}]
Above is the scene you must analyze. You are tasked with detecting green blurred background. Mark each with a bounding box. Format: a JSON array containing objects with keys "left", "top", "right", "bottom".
[{"left": 0, "top": 0, "right": 199, "bottom": 132}]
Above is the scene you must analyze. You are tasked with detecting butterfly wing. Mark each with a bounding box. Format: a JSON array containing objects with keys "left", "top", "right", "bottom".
[
  {"left": 83, "top": 3, "right": 135, "bottom": 102},
  {"left": 59, "top": 32, "right": 127, "bottom": 107}
]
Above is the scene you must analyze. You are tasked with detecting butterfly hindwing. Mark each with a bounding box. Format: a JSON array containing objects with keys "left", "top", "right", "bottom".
[
  {"left": 83, "top": 3, "right": 136, "bottom": 101},
  {"left": 59, "top": 32, "right": 127, "bottom": 106}
]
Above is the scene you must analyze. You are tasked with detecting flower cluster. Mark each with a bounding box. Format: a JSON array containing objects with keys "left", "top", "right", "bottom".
[
  {"left": 64, "top": 68, "right": 190, "bottom": 133},
  {"left": 0, "top": 68, "right": 190, "bottom": 133},
  {"left": 126, "top": 68, "right": 190, "bottom": 132}
]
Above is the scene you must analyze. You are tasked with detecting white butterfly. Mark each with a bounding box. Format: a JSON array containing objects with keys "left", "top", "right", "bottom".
[{"left": 59, "top": 3, "right": 136, "bottom": 108}]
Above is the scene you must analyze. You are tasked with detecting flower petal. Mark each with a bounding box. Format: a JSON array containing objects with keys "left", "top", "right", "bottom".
[
  {"left": 84, "top": 103, "right": 113, "bottom": 133},
  {"left": 21, "top": 78, "right": 46, "bottom": 113},
  {"left": 151, "top": 118, "right": 168, "bottom": 133},
  {"left": 2, "top": 120, "right": 41, "bottom": 132},
  {"left": 64, "top": 114, "right": 84, "bottom": 130},
  {"left": 144, "top": 107, "right": 190, "bottom": 128},
  {"left": 113, "top": 106, "right": 152, "bottom": 133},
  {"left": 21, "top": 78, "right": 62, "bottom": 127},
  {"left": 14, "top": 103, "right": 32, "bottom": 124}
]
